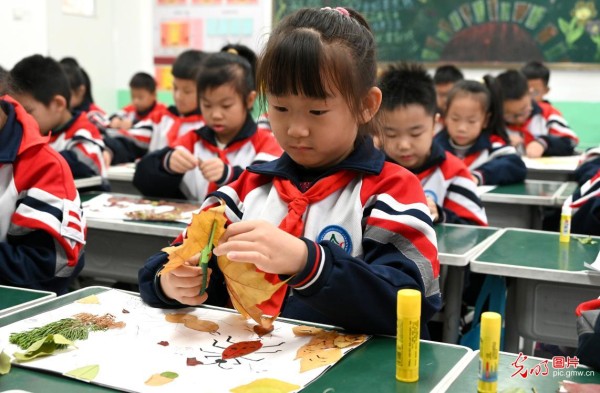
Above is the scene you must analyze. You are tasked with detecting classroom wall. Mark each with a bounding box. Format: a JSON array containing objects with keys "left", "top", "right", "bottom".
[{"left": 2, "top": 1, "right": 599, "bottom": 121}]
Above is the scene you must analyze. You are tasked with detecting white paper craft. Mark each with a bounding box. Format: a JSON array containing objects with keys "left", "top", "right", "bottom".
[
  {"left": 0, "top": 290, "right": 369, "bottom": 393},
  {"left": 82, "top": 193, "right": 199, "bottom": 223}
]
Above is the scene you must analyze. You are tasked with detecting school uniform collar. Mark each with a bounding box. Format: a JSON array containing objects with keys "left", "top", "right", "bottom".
[
  {"left": 0, "top": 97, "right": 48, "bottom": 163},
  {"left": 195, "top": 114, "right": 257, "bottom": 148},
  {"left": 248, "top": 135, "right": 385, "bottom": 184},
  {"left": 387, "top": 140, "right": 446, "bottom": 175},
  {"left": 167, "top": 105, "right": 201, "bottom": 118},
  {"left": 52, "top": 111, "right": 82, "bottom": 136},
  {"left": 136, "top": 101, "right": 157, "bottom": 119},
  {"left": 436, "top": 128, "right": 491, "bottom": 155},
  {"left": 527, "top": 100, "right": 543, "bottom": 121}
]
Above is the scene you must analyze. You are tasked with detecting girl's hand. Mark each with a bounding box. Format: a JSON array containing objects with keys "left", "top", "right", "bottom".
[
  {"left": 120, "top": 118, "right": 133, "bottom": 130},
  {"left": 199, "top": 158, "right": 225, "bottom": 182},
  {"left": 159, "top": 256, "right": 210, "bottom": 306},
  {"left": 167, "top": 148, "right": 199, "bottom": 174},
  {"left": 213, "top": 220, "right": 308, "bottom": 276},
  {"left": 509, "top": 133, "right": 524, "bottom": 147},
  {"left": 426, "top": 197, "right": 439, "bottom": 222},
  {"left": 109, "top": 117, "right": 123, "bottom": 129},
  {"left": 525, "top": 140, "right": 545, "bottom": 158}
]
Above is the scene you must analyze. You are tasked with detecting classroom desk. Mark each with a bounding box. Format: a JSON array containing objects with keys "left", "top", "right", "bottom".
[
  {"left": 74, "top": 175, "right": 103, "bottom": 190},
  {"left": 107, "top": 163, "right": 138, "bottom": 195},
  {"left": 555, "top": 181, "right": 579, "bottom": 206},
  {"left": 0, "top": 285, "right": 55, "bottom": 317},
  {"left": 0, "top": 286, "right": 474, "bottom": 393},
  {"left": 470, "top": 228, "right": 600, "bottom": 353},
  {"left": 479, "top": 180, "right": 566, "bottom": 228},
  {"left": 435, "top": 224, "right": 504, "bottom": 344},
  {"left": 81, "top": 193, "right": 190, "bottom": 284},
  {"left": 446, "top": 350, "right": 600, "bottom": 392},
  {"left": 523, "top": 155, "right": 580, "bottom": 182}
]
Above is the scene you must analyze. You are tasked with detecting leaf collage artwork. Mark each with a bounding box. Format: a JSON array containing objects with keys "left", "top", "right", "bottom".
[
  {"left": 0, "top": 290, "right": 369, "bottom": 393},
  {"left": 160, "top": 202, "right": 287, "bottom": 331}
]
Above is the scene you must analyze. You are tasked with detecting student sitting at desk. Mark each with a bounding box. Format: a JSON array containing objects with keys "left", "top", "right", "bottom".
[
  {"left": 569, "top": 147, "right": 600, "bottom": 236},
  {"left": 435, "top": 77, "right": 526, "bottom": 185},
  {"left": 433, "top": 64, "right": 464, "bottom": 133},
  {"left": 378, "top": 62, "right": 487, "bottom": 226},
  {"left": 139, "top": 7, "right": 441, "bottom": 337},
  {"left": 106, "top": 50, "right": 207, "bottom": 165},
  {"left": 0, "top": 95, "right": 86, "bottom": 294},
  {"left": 9, "top": 55, "right": 109, "bottom": 190},
  {"left": 134, "top": 52, "right": 282, "bottom": 201},
  {"left": 109, "top": 72, "right": 167, "bottom": 130},
  {"left": 521, "top": 60, "right": 552, "bottom": 104},
  {"left": 496, "top": 69, "right": 578, "bottom": 158}
]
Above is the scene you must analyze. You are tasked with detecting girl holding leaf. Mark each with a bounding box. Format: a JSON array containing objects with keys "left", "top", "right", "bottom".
[{"left": 139, "top": 7, "right": 441, "bottom": 337}]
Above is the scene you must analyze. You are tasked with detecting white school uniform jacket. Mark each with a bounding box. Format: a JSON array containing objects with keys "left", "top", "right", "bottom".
[
  {"left": 133, "top": 115, "right": 282, "bottom": 201},
  {"left": 397, "top": 142, "right": 488, "bottom": 226},
  {"left": 0, "top": 96, "right": 86, "bottom": 294},
  {"left": 138, "top": 137, "right": 442, "bottom": 336},
  {"left": 435, "top": 130, "right": 527, "bottom": 185}
]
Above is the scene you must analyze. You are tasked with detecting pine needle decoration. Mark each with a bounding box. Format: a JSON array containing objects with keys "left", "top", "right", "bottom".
[{"left": 9, "top": 313, "right": 125, "bottom": 350}]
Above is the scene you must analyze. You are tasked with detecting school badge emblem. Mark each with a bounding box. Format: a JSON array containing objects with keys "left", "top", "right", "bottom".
[{"left": 317, "top": 225, "right": 352, "bottom": 253}]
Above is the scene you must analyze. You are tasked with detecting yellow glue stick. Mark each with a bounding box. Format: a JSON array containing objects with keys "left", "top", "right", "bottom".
[
  {"left": 396, "top": 289, "right": 421, "bottom": 382},
  {"left": 478, "top": 311, "right": 501, "bottom": 393},
  {"left": 559, "top": 202, "right": 572, "bottom": 243}
]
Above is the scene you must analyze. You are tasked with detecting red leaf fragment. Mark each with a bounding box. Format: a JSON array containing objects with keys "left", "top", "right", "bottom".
[
  {"left": 157, "top": 341, "right": 169, "bottom": 346},
  {"left": 222, "top": 340, "right": 263, "bottom": 359},
  {"left": 187, "top": 357, "right": 203, "bottom": 366}
]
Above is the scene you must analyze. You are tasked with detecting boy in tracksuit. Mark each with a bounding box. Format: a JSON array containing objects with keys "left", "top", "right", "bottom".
[
  {"left": 378, "top": 63, "right": 487, "bottom": 226},
  {"left": 497, "top": 69, "right": 578, "bottom": 158},
  {"left": 10, "top": 55, "right": 108, "bottom": 190},
  {"left": 0, "top": 95, "right": 86, "bottom": 294}
]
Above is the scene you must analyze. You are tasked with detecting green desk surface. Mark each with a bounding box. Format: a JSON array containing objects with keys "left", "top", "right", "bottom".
[
  {"left": 0, "top": 287, "right": 472, "bottom": 393},
  {"left": 446, "top": 351, "right": 600, "bottom": 392},
  {"left": 480, "top": 180, "right": 563, "bottom": 205},
  {"left": 435, "top": 224, "right": 502, "bottom": 267},
  {"left": 0, "top": 285, "right": 55, "bottom": 317},
  {"left": 471, "top": 228, "right": 600, "bottom": 285}
]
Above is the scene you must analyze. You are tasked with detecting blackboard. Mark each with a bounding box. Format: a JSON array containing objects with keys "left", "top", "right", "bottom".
[{"left": 273, "top": 0, "right": 600, "bottom": 64}]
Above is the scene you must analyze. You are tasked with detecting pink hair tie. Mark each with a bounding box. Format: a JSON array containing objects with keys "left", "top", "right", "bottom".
[{"left": 320, "top": 6, "right": 350, "bottom": 17}]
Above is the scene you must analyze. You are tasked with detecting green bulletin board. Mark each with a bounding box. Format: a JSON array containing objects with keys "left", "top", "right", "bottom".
[{"left": 273, "top": 0, "right": 600, "bottom": 63}]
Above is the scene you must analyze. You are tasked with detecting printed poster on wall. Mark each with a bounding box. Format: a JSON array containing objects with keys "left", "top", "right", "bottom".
[{"left": 153, "top": 0, "right": 270, "bottom": 90}]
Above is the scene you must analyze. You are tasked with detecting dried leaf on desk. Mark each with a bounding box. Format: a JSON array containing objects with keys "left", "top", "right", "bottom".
[
  {"left": 577, "top": 236, "right": 598, "bottom": 245},
  {"left": 65, "top": 364, "right": 100, "bottom": 381},
  {"left": 159, "top": 203, "right": 227, "bottom": 275},
  {"left": 13, "top": 334, "right": 76, "bottom": 362},
  {"left": 218, "top": 254, "right": 286, "bottom": 329},
  {"left": 0, "top": 349, "right": 11, "bottom": 375},
  {"left": 144, "top": 371, "right": 178, "bottom": 386},
  {"left": 164, "top": 313, "right": 192, "bottom": 323},
  {"left": 183, "top": 317, "right": 219, "bottom": 333},
  {"left": 292, "top": 325, "right": 324, "bottom": 336},
  {"left": 299, "top": 348, "right": 342, "bottom": 373},
  {"left": 222, "top": 340, "right": 263, "bottom": 359},
  {"left": 230, "top": 378, "right": 301, "bottom": 393}
]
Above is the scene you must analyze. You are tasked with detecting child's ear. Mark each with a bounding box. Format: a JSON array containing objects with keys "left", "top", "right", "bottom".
[
  {"left": 50, "top": 94, "right": 69, "bottom": 112},
  {"left": 361, "top": 87, "right": 382, "bottom": 124},
  {"left": 482, "top": 112, "right": 490, "bottom": 128},
  {"left": 246, "top": 90, "right": 257, "bottom": 110}
]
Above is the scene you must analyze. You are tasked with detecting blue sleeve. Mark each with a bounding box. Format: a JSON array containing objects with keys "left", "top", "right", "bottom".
[
  {"left": 133, "top": 147, "right": 187, "bottom": 199},
  {"left": 59, "top": 150, "right": 97, "bottom": 178},
  {"left": 284, "top": 238, "right": 441, "bottom": 337},
  {"left": 539, "top": 135, "right": 576, "bottom": 156},
  {"left": 103, "top": 134, "right": 144, "bottom": 164},
  {"left": 572, "top": 198, "right": 600, "bottom": 236},
  {"left": 474, "top": 154, "right": 527, "bottom": 185},
  {"left": 575, "top": 157, "right": 600, "bottom": 186},
  {"left": 0, "top": 229, "right": 83, "bottom": 295}
]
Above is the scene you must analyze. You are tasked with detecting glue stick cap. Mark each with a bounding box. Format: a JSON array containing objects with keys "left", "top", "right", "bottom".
[
  {"left": 480, "top": 312, "right": 501, "bottom": 337},
  {"left": 397, "top": 289, "right": 421, "bottom": 318}
]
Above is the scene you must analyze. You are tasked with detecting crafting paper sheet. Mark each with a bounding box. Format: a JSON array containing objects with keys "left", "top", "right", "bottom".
[{"left": 0, "top": 290, "right": 369, "bottom": 393}]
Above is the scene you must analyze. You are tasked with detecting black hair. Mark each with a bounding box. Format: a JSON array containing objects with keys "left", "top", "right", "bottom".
[
  {"left": 496, "top": 69, "right": 529, "bottom": 100},
  {"left": 446, "top": 77, "right": 509, "bottom": 143},
  {"left": 433, "top": 64, "right": 464, "bottom": 85},
  {"left": 378, "top": 62, "right": 437, "bottom": 116},
  {"left": 60, "top": 57, "right": 95, "bottom": 107},
  {"left": 197, "top": 52, "right": 254, "bottom": 102},
  {"left": 257, "top": 7, "right": 379, "bottom": 138},
  {"left": 10, "top": 54, "right": 71, "bottom": 106},
  {"left": 59, "top": 60, "right": 86, "bottom": 91},
  {"left": 129, "top": 72, "right": 157, "bottom": 92},
  {"left": 521, "top": 60, "right": 550, "bottom": 85},
  {"left": 221, "top": 43, "right": 257, "bottom": 79},
  {"left": 0, "top": 65, "right": 8, "bottom": 95},
  {"left": 172, "top": 50, "right": 208, "bottom": 80}
]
